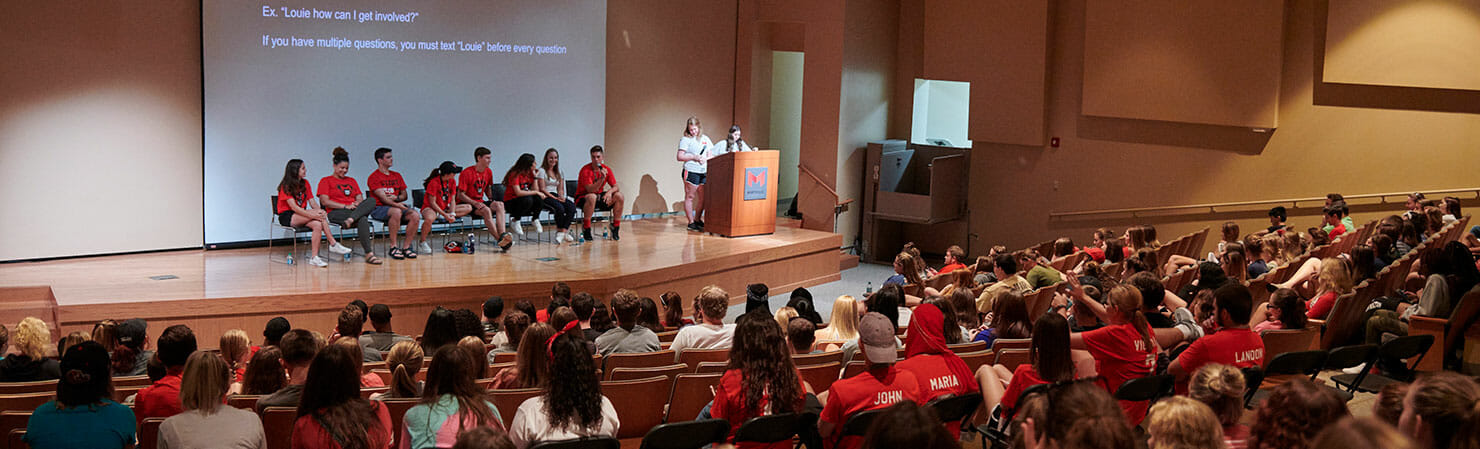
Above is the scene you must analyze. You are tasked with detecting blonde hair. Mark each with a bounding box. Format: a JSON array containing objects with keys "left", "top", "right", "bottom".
[
  {"left": 774, "top": 307, "right": 798, "bottom": 331},
  {"left": 13, "top": 317, "right": 52, "bottom": 359},
  {"left": 684, "top": 116, "right": 702, "bottom": 137},
  {"left": 385, "top": 340, "right": 425, "bottom": 398},
  {"left": 1311, "top": 417, "right": 1417, "bottom": 449},
  {"left": 180, "top": 351, "right": 231, "bottom": 414},
  {"left": 1146, "top": 396, "right": 1224, "bottom": 449},
  {"left": 219, "top": 329, "right": 251, "bottom": 373},
  {"left": 824, "top": 296, "right": 861, "bottom": 341},
  {"left": 57, "top": 331, "right": 91, "bottom": 358},
  {"left": 1189, "top": 363, "right": 1246, "bottom": 428},
  {"left": 1317, "top": 260, "right": 1354, "bottom": 297},
  {"left": 457, "top": 336, "right": 486, "bottom": 377}
]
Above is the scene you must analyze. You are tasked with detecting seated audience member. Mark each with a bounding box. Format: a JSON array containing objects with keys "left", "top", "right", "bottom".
[
  {"left": 595, "top": 289, "right": 661, "bottom": 355},
  {"left": 575, "top": 145, "right": 625, "bottom": 241},
  {"left": 109, "top": 318, "right": 152, "bottom": 377},
  {"left": 859, "top": 401, "right": 958, "bottom": 449},
  {"left": 1170, "top": 284, "right": 1264, "bottom": 394},
  {"left": 453, "top": 427, "right": 517, "bottom": 449},
  {"left": 946, "top": 289, "right": 981, "bottom": 340},
  {"left": 637, "top": 297, "right": 665, "bottom": 332},
  {"left": 404, "top": 345, "right": 504, "bottom": 449},
  {"left": 974, "top": 291, "right": 1031, "bottom": 347},
  {"left": 1266, "top": 206, "right": 1289, "bottom": 234},
  {"left": 1303, "top": 260, "right": 1354, "bottom": 320},
  {"left": 787, "top": 317, "right": 819, "bottom": 354},
  {"left": 894, "top": 303, "right": 978, "bottom": 436},
  {"left": 819, "top": 313, "right": 923, "bottom": 449},
  {"left": 1052, "top": 238, "right": 1078, "bottom": 260},
  {"left": 787, "top": 287, "right": 825, "bottom": 325},
  {"left": 1222, "top": 243, "right": 1250, "bottom": 283},
  {"left": 1146, "top": 396, "right": 1224, "bottom": 449},
  {"left": 453, "top": 309, "right": 485, "bottom": 343},
  {"left": 537, "top": 283, "right": 571, "bottom": 323},
  {"left": 263, "top": 316, "right": 291, "bottom": 347},
  {"left": 422, "top": 307, "right": 461, "bottom": 353},
  {"left": 1399, "top": 372, "right": 1480, "bottom": 449},
  {"left": 335, "top": 304, "right": 382, "bottom": 362},
  {"left": 240, "top": 346, "right": 287, "bottom": 395},
  {"left": 508, "top": 330, "right": 620, "bottom": 449},
  {"left": 921, "top": 299, "right": 965, "bottom": 344},
  {"left": 976, "top": 253, "right": 1032, "bottom": 314},
  {"left": 134, "top": 324, "right": 197, "bottom": 423},
  {"left": 1367, "top": 242, "right": 1479, "bottom": 344},
  {"left": 54, "top": 332, "right": 89, "bottom": 360},
  {"left": 840, "top": 284, "right": 905, "bottom": 362},
  {"left": 973, "top": 255, "right": 998, "bottom": 285},
  {"left": 977, "top": 314, "right": 1075, "bottom": 416},
  {"left": 1249, "top": 378, "right": 1349, "bottom": 449},
  {"left": 1350, "top": 245, "right": 1380, "bottom": 282},
  {"left": 372, "top": 340, "right": 424, "bottom": 400},
  {"left": 258, "top": 329, "right": 323, "bottom": 411},
  {"left": 549, "top": 307, "right": 579, "bottom": 333},
  {"left": 1312, "top": 417, "right": 1418, "bottom": 449},
  {"left": 160, "top": 351, "right": 266, "bottom": 447},
  {"left": 218, "top": 329, "right": 252, "bottom": 384},
  {"left": 884, "top": 252, "right": 926, "bottom": 287},
  {"left": 774, "top": 307, "right": 799, "bottom": 331},
  {"left": 1372, "top": 383, "right": 1407, "bottom": 426},
  {"left": 0, "top": 317, "right": 60, "bottom": 382},
  {"left": 1128, "top": 271, "right": 1182, "bottom": 328},
  {"left": 743, "top": 283, "right": 772, "bottom": 319},
  {"left": 815, "top": 295, "right": 861, "bottom": 344},
  {"left": 1252, "top": 288, "right": 1307, "bottom": 332},
  {"left": 1067, "top": 284, "right": 1159, "bottom": 425},
  {"left": 661, "top": 291, "right": 692, "bottom": 330},
  {"left": 482, "top": 297, "right": 506, "bottom": 345},
  {"left": 1016, "top": 380, "right": 1137, "bottom": 449},
  {"left": 24, "top": 341, "right": 135, "bottom": 449},
  {"left": 1245, "top": 236, "right": 1270, "bottom": 279},
  {"left": 1189, "top": 364, "right": 1249, "bottom": 449},
  {"left": 0, "top": 324, "right": 7, "bottom": 361},
  {"left": 1023, "top": 249, "right": 1064, "bottom": 289},
  {"left": 590, "top": 303, "right": 616, "bottom": 334},
  {"left": 456, "top": 336, "right": 488, "bottom": 377},
  {"left": 294, "top": 343, "right": 394, "bottom": 449},
  {"left": 571, "top": 292, "right": 604, "bottom": 342},
  {"left": 488, "top": 312, "right": 531, "bottom": 359},
  {"left": 362, "top": 304, "right": 414, "bottom": 352},
  {"left": 490, "top": 323, "right": 557, "bottom": 390},
  {"left": 670, "top": 285, "right": 737, "bottom": 360},
  {"left": 940, "top": 245, "right": 969, "bottom": 274},
  {"left": 711, "top": 313, "right": 807, "bottom": 446}
]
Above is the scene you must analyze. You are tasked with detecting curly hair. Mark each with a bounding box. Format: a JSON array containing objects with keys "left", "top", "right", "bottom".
[
  {"left": 13, "top": 317, "right": 52, "bottom": 359},
  {"left": 542, "top": 332, "right": 603, "bottom": 431},
  {"left": 728, "top": 312, "right": 804, "bottom": 416},
  {"left": 1189, "top": 363, "right": 1246, "bottom": 428},
  {"left": 1249, "top": 378, "right": 1348, "bottom": 449}
]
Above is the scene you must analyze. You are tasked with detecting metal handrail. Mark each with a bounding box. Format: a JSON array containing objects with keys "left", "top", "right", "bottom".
[{"left": 1049, "top": 187, "right": 1480, "bottom": 220}]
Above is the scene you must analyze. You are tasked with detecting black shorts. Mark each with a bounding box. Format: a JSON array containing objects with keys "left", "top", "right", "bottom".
[
  {"left": 593, "top": 196, "right": 614, "bottom": 211},
  {"left": 685, "top": 171, "right": 706, "bottom": 186},
  {"left": 277, "top": 211, "right": 294, "bottom": 227}
]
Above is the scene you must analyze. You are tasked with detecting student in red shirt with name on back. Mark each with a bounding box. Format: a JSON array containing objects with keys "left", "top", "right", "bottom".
[
  {"left": 575, "top": 145, "right": 625, "bottom": 242},
  {"left": 457, "top": 147, "right": 514, "bottom": 251},
  {"left": 317, "top": 147, "right": 381, "bottom": 264},
  {"left": 1170, "top": 283, "right": 1264, "bottom": 395},
  {"left": 419, "top": 161, "right": 475, "bottom": 250},
  {"left": 894, "top": 303, "right": 978, "bottom": 438},
  {"left": 710, "top": 312, "right": 808, "bottom": 449},
  {"left": 1065, "top": 280, "right": 1159, "bottom": 426},
  {"left": 365, "top": 147, "right": 424, "bottom": 260},
  {"left": 819, "top": 312, "right": 922, "bottom": 449},
  {"left": 277, "top": 159, "right": 352, "bottom": 267}
]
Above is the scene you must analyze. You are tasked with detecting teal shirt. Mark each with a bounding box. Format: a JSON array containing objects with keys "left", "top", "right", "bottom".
[
  {"left": 25, "top": 399, "right": 135, "bottom": 449},
  {"left": 402, "top": 395, "right": 503, "bottom": 449}
]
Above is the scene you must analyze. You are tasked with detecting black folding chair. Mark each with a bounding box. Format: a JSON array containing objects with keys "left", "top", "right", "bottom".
[
  {"left": 1324, "top": 344, "right": 1379, "bottom": 400},
  {"left": 1245, "top": 350, "right": 1327, "bottom": 409},
  {"left": 838, "top": 408, "right": 886, "bottom": 443},
  {"left": 735, "top": 413, "right": 802, "bottom": 445},
  {"left": 639, "top": 419, "right": 729, "bottom": 449},
  {"left": 1332, "top": 335, "right": 1434, "bottom": 393},
  {"left": 980, "top": 383, "right": 1049, "bottom": 449},
  {"left": 1240, "top": 366, "right": 1264, "bottom": 409},
  {"left": 928, "top": 393, "right": 984, "bottom": 429},
  {"left": 529, "top": 436, "right": 620, "bottom": 449},
  {"left": 1113, "top": 374, "right": 1174, "bottom": 403}
]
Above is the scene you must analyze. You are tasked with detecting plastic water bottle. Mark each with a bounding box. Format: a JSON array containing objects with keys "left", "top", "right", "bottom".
[
  {"left": 865, "top": 282, "right": 873, "bottom": 295},
  {"left": 285, "top": 252, "right": 295, "bottom": 265},
  {"left": 466, "top": 233, "right": 476, "bottom": 254}
]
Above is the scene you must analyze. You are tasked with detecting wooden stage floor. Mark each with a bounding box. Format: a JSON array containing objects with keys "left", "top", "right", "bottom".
[{"left": 0, "top": 218, "right": 841, "bottom": 344}]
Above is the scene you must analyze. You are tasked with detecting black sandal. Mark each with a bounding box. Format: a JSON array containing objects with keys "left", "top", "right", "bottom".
[{"left": 389, "top": 247, "right": 405, "bottom": 260}]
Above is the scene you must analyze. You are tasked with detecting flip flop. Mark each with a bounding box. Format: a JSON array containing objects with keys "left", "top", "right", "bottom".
[{"left": 365, "top": 254, "right": 383, "bottom": 265}]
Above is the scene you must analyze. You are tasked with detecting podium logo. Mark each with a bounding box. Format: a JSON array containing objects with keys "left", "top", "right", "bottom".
[{"left": 743, "top": 167, "right": 768, "bottom": 201}]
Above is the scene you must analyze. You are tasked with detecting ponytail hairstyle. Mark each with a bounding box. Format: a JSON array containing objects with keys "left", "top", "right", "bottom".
[
  {"left": 385, "top": 340, "right": 424, "bottom": 399},
  {"left": 503, "top": 153, "right": 537, "bottom": 187},
  {"left": 424, "top": 161, "right": 459, "bottom": 188},
  {"left": 1106, "top": 284, "right": 1154, "bottom": 354},
  {"left": 331, "top": 146, "right": 349, "bottom": 165},
  {"left": 1268, "top": 288, "right": 1308, "bottom": 330},
  {"left": 278, "top": 159, "right": 306, "bottom": 199},
  {"left": 660, "top": 291, "right": 686, "bottom": 328},
  {"left": 1405, "top": 372, "right": 1480, "bottom": 449},
  {"left": 1127, "top": 226, "right": 1149, "bottom": 250},
  {"left": 1146, "top": 396, "right": 1224, "bottom": 449},
  {"left": 218, "top": 329, "right": 250, "bottom": 375},
  {"left": 1189, "top": 363, "right": 1246, "bottom": 429}
]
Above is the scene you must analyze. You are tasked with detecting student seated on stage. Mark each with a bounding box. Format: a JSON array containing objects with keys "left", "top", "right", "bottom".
[
  {"left": 335, "top": 305, "right": 382, "bottom": 363},
  {"left": 134, "top": 324, "right": 197, "bottom": 423},
  {"left": 277, "top": 158, "right": 353, "bottom": 267},
  {"left": 575, "top": 145, "right": 625, "bottom": 241},
  {"left": 318, "top": 147, "right": 382, "bottom": 264},
  {"left": 502, "top": 153, "right": 548, "bottom": 241},
  {"left": 595, "top": 289, "right": 661, "bottom": 356},
  {"left": 361, "top": 304, "right": 414, "bottom": 352},
  {"left": 257, "top": 329, "right": 323, "bottom": 412},
  {"left": 421, "top": 161, "right": 477, "bottom": 252},
  {"left": 670, "top": 285, "right": 738, "bottom": 361},
  {"left": 458, "top": 146, "right": 515, "bottom": 251},
  {"left": 366, "top": 147, "right": 424, "bottom": 260},
  {"left": 819, "top": 312, "right": 923, "bottom": 449},
  {"left": 482, "top": 297, "right": 507, "bottom": 346}
]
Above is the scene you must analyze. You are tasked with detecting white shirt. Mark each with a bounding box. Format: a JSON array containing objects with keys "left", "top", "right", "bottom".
[
  {"left": 508, "top": 395, "right": 621, "bottom": 449},
  {"left": 710, "top": 139, "right": 751, "bottom": 156},
  {"left": 679, "top": 134, "right": 712, "bottom": 174},
  {"left": 669, "top": 322, "right": 735, "bottom": 361},
  {"left": 536, "top": 168, "right": 563, "bottom": 195}
]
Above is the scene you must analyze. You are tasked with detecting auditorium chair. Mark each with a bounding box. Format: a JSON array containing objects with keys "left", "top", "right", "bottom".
[
  {"left": 410, "top": 189, "right": 469, "bottom": 253},
  {"left": 693, "top": 361, "right": 728, "bottom": 375},
  {"left": 113, "top": 375, "right": 152, "bottom": 387},
  {"left": 139, "top": 417, "right": 165, "bottom": 449},
  {"left": 0, "top": 381, "right": 53, "bottom": 396},
  {"left": 607, "top": 363, "right": 689, "bottom": 383},
  {"left": 380, "top": 398, "right": 418, "bottom": 449},
  {"left": 639, "top": 419, "right": 728, "bottom": 449},
  {"left": 489, "top": 388, "right": 543, "bottom": 429},
  {"left": 947, "top": 341, "right": 987, "bottom": 354},
  {"left": 566, "top": 180, "right": 614, "bottom": 235},
  {"left": 928, "top": 393, "right": 983, "bottom": 435},
  {"left": 989, "top": 338, "right": 1031, "bottom": 353},
  {"left": 601, "top": 376, "right": 673, "bottom": 439},
  {"left": 486, "top": 361, "right": 515, "bottom": 379},
  {"left": 992, "top": 349, "right": 1031, "bottom": 371},
  {"left": 956, "top": 350, "right": 993, "bottom": 375},
  {"left": 841, "top": 361, "right": 869, "bottom": 380},
  {"left": 113, "top": 385, "right": 146, "bottom": 403},
  {"left": 359, "top": 386, "right": 388, "bottom": 398},
  {"left": 268, "top": 195, "right": 342, "bottom": 264},
  {"left": 261, "top": 406, "right": 297, "bottom": 449},
  {"left": 1321, "top": 344, "right": 1378, "bottom": 402},
  {"left": 734, "top": 413, "right": 805, "bottom": 446},
  {"left": 1259, "top": 327, "right": 1319, "bottom": 363},
  {"left": 1113, "top": 374, "right": 1173, "bottom": 405},
  {"left": 7, "top": 429, "right": 26, "bottom": 449},
  {"left": 0, "top": 393, "right": 52, "bottom": 415},
  {"left": 655, "top": 330, "right": 679, "bottom": 343},
  {"left": 531, "top": 436, "right": 620, "bottom": 449},
  {"left": 226, "top": 395, "right": 261, "bottom": 411},
  {"left": 838, "top": 408, "right": 885, "bottom": 444},
  {"left": 848, "top": 347, "right": 906, "bottom": 362},
  {"left": 677, "top": 349, "right": 730, "bottom": 372},
  {"left": 1331, "top": 334, "right": 1434, "bottom": 394},
  {"left": 491, "top": 351, "right": 518, "bottom": 365},
  {"left": 790, "top": 350, "right": 844, "bottom": 367},
  {"left": 665, "top": 373, "right": 723, "bottom": 423},
  {"left": 797, "top": 362, "right": 842, "bottom": 395},
  {"left": 1409, "top": 288, "right": 1480, "bottom": 372},
  {"left": 489, "top": 183, "right": 549, "bottom": 244},
  {"left": 1244, "top": 350, "right": 1327, "bottom": 409},
  {"left": 0, "top": 411, "right": 29, "bottom": 445},
  {"left": 602, "top": 350, "right": 676, "bottom": 379}
]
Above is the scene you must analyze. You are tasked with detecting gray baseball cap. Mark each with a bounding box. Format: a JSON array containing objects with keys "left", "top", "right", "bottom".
[{"left": 858, "top": 312, "right": 897, "bottom": 363}]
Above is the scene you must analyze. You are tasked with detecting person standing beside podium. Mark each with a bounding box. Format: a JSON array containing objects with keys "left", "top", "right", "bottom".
[{"left": 676, "top": 117, "right": 713, "bottom": 232}]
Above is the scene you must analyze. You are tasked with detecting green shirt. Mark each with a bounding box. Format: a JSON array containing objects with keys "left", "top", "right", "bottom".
[{"left": 1026, "top": 265, "right": 1063, "bottom": 289}]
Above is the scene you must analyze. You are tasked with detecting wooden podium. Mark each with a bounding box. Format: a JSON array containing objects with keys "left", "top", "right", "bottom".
[{"left": 704, "top": 150, "right": 779, "bottom": 237}]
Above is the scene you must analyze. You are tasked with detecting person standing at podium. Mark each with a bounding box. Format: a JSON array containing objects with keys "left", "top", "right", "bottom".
[
  {"left": 710, "top": 124, "right": 752, "bottom": 155},
  {"left": 676, "top": 116, "right": 713, "bottom": 232}
]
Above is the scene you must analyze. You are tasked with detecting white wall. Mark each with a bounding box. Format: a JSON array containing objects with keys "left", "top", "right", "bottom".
[
  {"left": 770, "top": 51, "right": 805, "bottom": 201},
  {"left": 925, "top": 80, "right": 970, "bottom": 146}
]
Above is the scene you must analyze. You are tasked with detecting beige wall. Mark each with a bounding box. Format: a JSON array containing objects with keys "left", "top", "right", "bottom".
[
  {"left": 837, "top": 0, "right": 899, "bottom": 248},
  {"left": 0, "top": 2, "right": 203, "bottom": 261}
]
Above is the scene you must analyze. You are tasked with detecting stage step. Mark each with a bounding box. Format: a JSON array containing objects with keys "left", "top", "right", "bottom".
[{"left": 840, "top": 253, "right": 859, "bottom": 270}]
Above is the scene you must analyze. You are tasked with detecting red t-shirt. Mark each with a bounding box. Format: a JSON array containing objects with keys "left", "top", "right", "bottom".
[
  {"left": 1328, "top": 223, "right": 1348, "bottom": 240},
  {"left": 366, "top": 170, "right": 407, "bottom": 207},
  {"left": 820, "top": 366, "right": 922, "bottom": 449},
  {"left": 316, "top": 176, "right": 362, "bottom": 211},
  {"left": 894, "top": 353, "right": 978, "bottom": 439},
  {"left": 291, "top": 400, "right": 394, "bottom": 449},
  {"left": 939, "top": 263, "right": 967, "bottom": 274},
  {"left": 1081, "top": 322, "right": 1158, "bottom": 425},
  {"left": 1174, "top": 328, "right": 1264, "bottom": 394},
  {"left": 576, "top": 164, "right": 616, "bottom": 197},
  {"left": 134, "top": 372, "right": 184, "bottom": 424},
  {"left": 275, "top": 180, "right": 313, "bottom": 214},
  {"left": 424, "top": 176, "right": 457, "bottom": 211},
  {"left": 459, "top": 167, "right": 494, "bottom": 203},
  {"left": 503, "top": 172, "right": 536, "bottom": 202},
  {"left": 999, "top": 364, "right": 1050, "bottom": 413},
  {"left": 1084, "top": 247, "right": 1106, "bottom": 263},
  {"left": 1307, "top": 291, "right": 1337, "bottom": 319},
  {"left": 711, "top": 369, "right": 807, "bottom": 449}
]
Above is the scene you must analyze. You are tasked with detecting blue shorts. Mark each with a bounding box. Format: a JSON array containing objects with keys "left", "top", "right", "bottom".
[{"left": 370, "top": 205, "right": 403, "bottom": 222}]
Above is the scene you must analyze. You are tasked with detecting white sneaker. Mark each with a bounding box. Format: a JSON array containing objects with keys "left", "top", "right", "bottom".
[
  {"left": 511, "top": 221, "right": 525, "bottom": 237},
  {"left": 532, "top": 220, "right": 544, "bottom": 233},
  {"left": 555, "top": 232, "right": 569, "bottom": 244},
  {"left": 1341, "top": 365, "right": 1365, "bottom": 375},
  {"left": 419, "top": 242, "right": 433, "bottom": 254},
  {"left": 329, "top": 243, "right": 352, "bottom": 255},
  {"left": 308, "top": 256, "right": 328, "bottom": 267}
]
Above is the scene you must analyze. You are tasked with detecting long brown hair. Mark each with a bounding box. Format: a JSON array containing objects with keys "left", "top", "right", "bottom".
[
  {"left": 240, "top": 346, "right": 286, "bottom": 395},
  {"left": 1406, "top": 372, "right": 1480, "bottom": 449},
  {"left": 1029, "top": 314, "right": 1073, "bottom": 383},
  {"left": 514, "top": 323, "right": 556, "bottom": 389},
  {"left": 277, "top": 159, "right": 306, "bottom": 199},
  {"left": 1106, "top": 285, "right": 1154, "bottom": 353},
  {"left": 991, "top": 291, "right": 1031, "bottom": 340},
  {"left": 298, "top": 344, "right": 388, "bottom": 449},
  {"left": 422, "top": 345, "right": 499, "bottom": 431},
  {"left": 896, "top": 252, "right": 925, "bottom": 285},
  {"left": 728, "top": 312, "right": 804, "bottom": 416}
]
